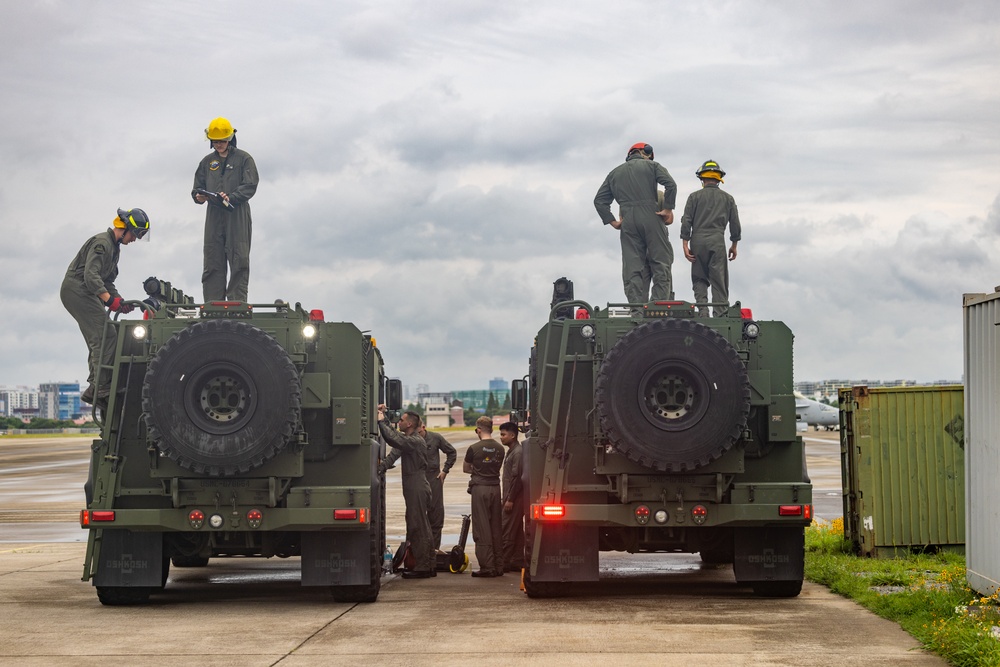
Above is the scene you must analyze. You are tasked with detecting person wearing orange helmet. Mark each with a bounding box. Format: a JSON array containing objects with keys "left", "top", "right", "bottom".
[
  {"left": 594, "top": 143, "right": 677, "bottom": 306},
  {"left": 192, "top": 117, "right": 259, "bottom": 302},
  {"left": 680, "top": 160, "right": 741, "bottom": 317},
  {"left": 60, "top": 208, "right": 150, "bottom": 404}
]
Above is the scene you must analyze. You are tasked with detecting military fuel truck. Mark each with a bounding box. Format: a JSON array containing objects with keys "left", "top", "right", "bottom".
[
  {"left": 511, "top": 278, "right": 812, "bottom": 597},
  {"left": 80, "top": 278, "right": 396, "bottom": 605}
]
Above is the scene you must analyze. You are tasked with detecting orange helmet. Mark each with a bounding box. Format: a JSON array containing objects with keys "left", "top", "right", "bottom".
[{"left": 627, "top": 143, "right": 654, "bottom": 159}]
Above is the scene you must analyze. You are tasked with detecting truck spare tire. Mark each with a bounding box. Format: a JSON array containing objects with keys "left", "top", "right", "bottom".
[
  {"left": 142, "top": 319, "right": 301, "bottom": 476},
  {"left": 595, "top": 318, "right": 750, "bottom": 472}
]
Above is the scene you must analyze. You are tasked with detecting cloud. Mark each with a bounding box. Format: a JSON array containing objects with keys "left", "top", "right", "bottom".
[{"left": 1, "top": 1, "right": 999, "bottom": 396}]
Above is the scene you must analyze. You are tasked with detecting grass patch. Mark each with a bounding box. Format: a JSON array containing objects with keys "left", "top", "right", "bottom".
[{"left": 805, "top": 519, "right": 1000, "bottom": 666}]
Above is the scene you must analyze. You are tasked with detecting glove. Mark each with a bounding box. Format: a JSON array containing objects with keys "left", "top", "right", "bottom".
[{"left": 105, "top": 296, "right": 134, "bottom": 314}]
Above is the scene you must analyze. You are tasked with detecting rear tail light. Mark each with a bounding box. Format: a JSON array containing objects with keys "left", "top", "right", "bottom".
[
  {"left": 778, "top": 505, "right": 803, "bottom": 516},
  {"left": 531, "top": 504, "right": 565, "bottom": 520},
  {"left": 334, "top": 509, "right": 358, "bottom": 520},
  {"left": 79, "top": 510, "right": 89, "bottom": 527},
  {"left": 691, "top": 505, "right": 708, "bottom": 525},
  {"left": 634, "top": 505, "right": 651, "bottom": 525},
  {"left": 188, "top": 509, "right": 205, "bottom": 529},
  {"left": 247, "top": 509, "right": 263, "bottom": 528},
  {"left": 91, "top": 511, "right": 115, "bottom": 522}
]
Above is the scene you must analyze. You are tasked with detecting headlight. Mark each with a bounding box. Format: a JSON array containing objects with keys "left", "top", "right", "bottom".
[
  {"left": 580, "top": 324, "right": 596, "bottom": 339},
  {"left": 131, "top": 325, "right": 148, "bottom": 340},
  {"left": 302, "top": 324, "right": 317, "bottom": 339},
  {"left": 743, "top": 322, "right": 760, "bottom": 339}
]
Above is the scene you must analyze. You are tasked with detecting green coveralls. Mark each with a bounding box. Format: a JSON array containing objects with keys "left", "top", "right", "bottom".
[
  {"left": 595, "top": 154, "right": 677, "bottom": 304},
  {"left": 192, "top": 146, "right": 259, "bottom": 302},
  {"left": 680, "top": 182, "right": 741, "bottom": 316},
  {"left": 378, "top": 422, "right": 435, "bottom": 573},
  {"left": 385, "top": 430, "right": 457, "bottom": 550},
  {"left": 59, "top": 229, "right": 122, "bottom": 387},
  {"left": 466, "top": 438, "right": 505, "bottom": 575},
  {"left": 500, "top": 440, "right": 524, "bottom": 570}
]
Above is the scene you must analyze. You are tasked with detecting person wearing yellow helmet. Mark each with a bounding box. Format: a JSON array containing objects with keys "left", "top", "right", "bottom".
[
  {"left": 594, "top": 142, "right": 678, "bottom": 307},
  {"left": 192, "top": 116, "right": 259, "bottom": 302},
  {"left": 60, "top": 208, "right": 150, "bottom": 404},
  {"left": 680, "top": 160, "right": 741, "bottom": 317}
]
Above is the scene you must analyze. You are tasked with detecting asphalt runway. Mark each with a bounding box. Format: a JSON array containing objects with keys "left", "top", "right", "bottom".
[{"left": 0, "top": 430, "right": 945, "bottom": 666}]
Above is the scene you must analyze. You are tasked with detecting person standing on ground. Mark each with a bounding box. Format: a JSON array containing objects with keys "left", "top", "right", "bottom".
[
  {"left": 680, "top": 160, "right": 741, "bottom": 317},
  {"left": 377, "top": 406, "right": 435, "bottom": 579},
  {"left": 464, "top": 416, "right": 505, "bottom": 577},
  {"left": 192, "top": 117, "right": 258, "bottom": 303},
  {"left": 499, "top": 421, "right": 525, "bottom": 573},
  {"left": 594, "top": 142, "right": 677, "bottom": 305},
  {"left": 384, "top": 423, "right": 457, "bottom": 551},
  {"left": 60, "top": 208, "right": 150, "bottom": 405}
]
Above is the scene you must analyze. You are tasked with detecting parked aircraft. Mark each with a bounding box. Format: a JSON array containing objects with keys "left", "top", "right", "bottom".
[{"left": 794, "top": 392, "right": 839, "bottom": 430}]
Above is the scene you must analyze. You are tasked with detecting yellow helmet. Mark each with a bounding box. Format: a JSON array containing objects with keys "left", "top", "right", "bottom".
[{"left": 205, "top": 117, "right": 234, "bottom": 142}]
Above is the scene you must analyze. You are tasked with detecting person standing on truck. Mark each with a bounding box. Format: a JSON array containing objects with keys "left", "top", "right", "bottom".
[
  {"left": 499, "top": 421, "right": 525, "bottom": 573},
  {"left": 192, "top": 117, "right": 258, "bottom": 303},
  {"left": 680, "top": 160, "right": 741, "bottom": 317},
  {"left": 384, "top": 423, "right": 457, "bottom": 551},
  {"left": 60, "top": 208, "right": 150, "bottom": 405},
  {"left": 377, "top": 406, "right": 435, "bottom": 579},
  {"left": 594, "top": 142, "right": 677, "bottom": 305},
  {"left": 464, "top": 416, "right": 505, "bottom": 577}
]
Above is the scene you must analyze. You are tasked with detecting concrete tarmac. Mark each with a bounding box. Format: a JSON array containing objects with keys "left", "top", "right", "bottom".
[{"left": 0, "top": 431, "right": 945, "bottom": 666}]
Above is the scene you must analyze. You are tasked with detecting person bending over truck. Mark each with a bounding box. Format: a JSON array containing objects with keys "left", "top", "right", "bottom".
[
  {"left": 377, "top": 406, "right": 435, "bottom": 579},
  {"left": 60, "top": 208, "right": 150, "bottom": 404}
]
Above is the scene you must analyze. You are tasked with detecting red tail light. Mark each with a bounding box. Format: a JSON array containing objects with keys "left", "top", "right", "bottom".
[
  {"left": 334, "top": 509, "right": 358, "bottom": 520},
  {"left": 79, "top": 510, "right": 89, "bottom": 527},
  {"left": 359, "top": 508, "right": 368, "bottom": 524},
  {"left": 247, "top": 509, "right": 263, "bottom": 528},
  {"left": 188, "top": 509, "right": 205, "bottom": 529},
  {"left": 778, "top": 505, "right": 803, "bottom": 516},
  {"left": 531, "top": 504, "right": 565, "bottom": 519},
  {"left": 91, "top": 511, "right": 115, "bottom": 522}
]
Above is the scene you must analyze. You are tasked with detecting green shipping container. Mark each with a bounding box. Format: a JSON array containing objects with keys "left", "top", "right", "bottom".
[{"left": 839, "top": 385, "right": 965, "bottom": 558}]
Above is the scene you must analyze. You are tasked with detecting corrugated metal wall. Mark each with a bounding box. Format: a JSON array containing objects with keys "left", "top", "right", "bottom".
[
  {"left": 963, "top": 291, "right": 1000, "bottom": 596},
  {"left": 840, "top": 385, "right": 965, "bottom": 558}
]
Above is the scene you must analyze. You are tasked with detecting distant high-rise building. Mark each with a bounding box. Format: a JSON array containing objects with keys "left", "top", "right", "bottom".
[
  {"left": 488, "top": 377, "right": 507, "bottom": 392},
  {"left": 39, "top": 382, "right": 82, "bottom": 420}
]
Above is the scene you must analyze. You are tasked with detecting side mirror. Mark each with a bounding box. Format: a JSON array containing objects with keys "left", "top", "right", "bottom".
[
  {"left": 386, "top": 378, "right": 403, "bottom": 411},
  {"left": 511, "top": 379, "right": 528, "bottom": 411}
]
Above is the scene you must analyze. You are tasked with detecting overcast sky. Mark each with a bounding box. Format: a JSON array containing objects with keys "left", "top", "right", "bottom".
[{"left": 1, "top": 1, "right": 998, "bottom": 394}]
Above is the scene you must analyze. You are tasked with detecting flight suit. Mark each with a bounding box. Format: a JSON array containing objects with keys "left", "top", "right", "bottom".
[
  {"left": 500, "top": 440, "right": 525, "bottom": 571},
  {"left": 465, "top": 438, "right": 505, "bottom": 575},
  {"left": 378, "top": 422, "right": 434, "bottom": 573},
  {"left": 385, "top": 429, "right": 457, "bottom": 549},
  {"left": 192, "top": 146, "right": 259, "bottom": 302},
  {"left": 680, "top": 182, "right": 741, "bottom": 316},
  {"left": 59, "top": 229, "right": 122, "bottom": 388},
  {"left": 595, "top": 155, "right": 677, "bottom": 304}
]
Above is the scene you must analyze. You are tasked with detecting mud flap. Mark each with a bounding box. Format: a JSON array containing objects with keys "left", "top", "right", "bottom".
[
  {"left": 301, "top": 531, "right": 370, "bottom": 586},
  {"left": 93, "top": 530, "right": 163, "bottom": 587},
  {"left": 733, "top": 526, "right": 804, "bottom": 583},
  {"left": 531, "top": 523, "right": 599, "bottom": 583}
]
